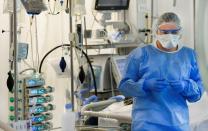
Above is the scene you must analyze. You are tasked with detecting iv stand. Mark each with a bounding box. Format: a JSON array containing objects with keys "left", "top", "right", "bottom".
[
  {"left": 69, "top": 0, "right": 75, "bottom": 111},
  {"left": 13, "top": 0, "right": 19, "bottom": 121}
]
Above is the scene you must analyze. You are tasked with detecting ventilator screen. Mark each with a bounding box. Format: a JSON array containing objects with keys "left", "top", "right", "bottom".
[{"left": 95, "top": 0, "right": 129, "bottom": 10}]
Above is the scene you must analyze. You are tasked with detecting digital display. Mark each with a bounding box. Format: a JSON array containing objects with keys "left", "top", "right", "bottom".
[
  {"left": 29, "top": 106, "right": 46, "bottom": 114},
  {"left": 34, "top": 107, "right": 45, "bottom": 113},
  {"left": 26, "top": 78, "right": 45, "bottom": 87},
  {"left": 29, "top": 97, "right": 46, "bottom": 105},
  {"left": 95, "top": 0, "right": 129, "bottom": 10},
  {"left": 32, "top": 125, "right": 45, "bottom": 131},
  {"left": 28, "top": 80, "right": 36, "bottom": 86},
  {"left": 37, "top": 89, "right": 46, "bottom": 94},
  {"left": 29, "top": 98, "right": 36, "bottom": 105},
  {"left": 32, "top": 115, "right": 45, "bottom": 123},
  {"left": 98, "top": 0, "right": 128, "bottom": 7},
  {"left": 30, "top": 90, "right": 38, "bottom": 95},
  {"left": 37, "top": 98, "right": 45, "bottom": 104},
  {"left": 29, "top": 88, "right": 46, "bottom": 96}
]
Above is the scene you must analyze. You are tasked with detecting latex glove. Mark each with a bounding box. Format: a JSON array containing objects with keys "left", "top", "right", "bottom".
[
  {"left": 143, "top": 79, "right": 169, "bottom": 92},
  {"left": 169, "top": 80, "right": 188, "bottom": 93}
]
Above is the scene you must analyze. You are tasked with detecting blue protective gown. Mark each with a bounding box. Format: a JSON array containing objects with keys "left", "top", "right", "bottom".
[{"left": 118, "top": 44, "right": 204, "bottom": 131}]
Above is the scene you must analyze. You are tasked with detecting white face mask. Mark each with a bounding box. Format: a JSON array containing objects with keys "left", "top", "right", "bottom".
[{"left": 156, "top": 34, "right": 180, "bottom": 49}]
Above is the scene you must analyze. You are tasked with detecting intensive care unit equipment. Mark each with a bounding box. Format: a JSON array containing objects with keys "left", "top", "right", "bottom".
[{"left": 1, "top": 0, "right": 208, "bottom": 131}]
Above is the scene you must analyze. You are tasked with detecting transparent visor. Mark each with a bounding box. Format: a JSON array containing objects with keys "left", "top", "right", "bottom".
[{"left": 158, "top": 23, "right": 181, "bottom": 35}]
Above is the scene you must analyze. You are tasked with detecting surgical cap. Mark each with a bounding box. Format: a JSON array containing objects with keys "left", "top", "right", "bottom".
[
  {"left": 152, "top": 12, "right": 181, "bottom": 35},
  {"left": 156, "top": 12, "right": 181, "bottom": 29}
]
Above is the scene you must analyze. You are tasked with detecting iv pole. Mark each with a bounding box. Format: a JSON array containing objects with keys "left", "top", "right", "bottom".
[
  {"left": 69, "top": 0, "right": 75, "bottom": 111},
  {"left": 13, "top": 0, "right": 19, "bottom": 121}
]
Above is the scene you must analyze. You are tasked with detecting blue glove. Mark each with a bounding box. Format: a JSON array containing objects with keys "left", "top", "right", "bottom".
[
  {"left": 169, "top": 80, "right": 188, "bottom": 93},
  {"left": 143, "top": 79, "right": 169, "bottom": 92}
]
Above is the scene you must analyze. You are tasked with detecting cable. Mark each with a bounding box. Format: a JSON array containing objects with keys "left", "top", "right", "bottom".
[
  {"left": 53, "top": 0, "right": 56, "bottom": 14},
  {"left": 19, "top": 68, "right": 36, "bottom": 74},
  {"left": 91, "top": 11, "right": 100, "bottom": 29},
  {"left": 48, "top": 0, "right": 53, "bottom": 13},
  {"left": 38, "top": 44, "right": 98, "bottom": 96},
  {"left": 47, "top": 0, "right": 61, "bottom": 15},
  {"left": 23, "top": 60, "right": 32, "bottom": 68}
]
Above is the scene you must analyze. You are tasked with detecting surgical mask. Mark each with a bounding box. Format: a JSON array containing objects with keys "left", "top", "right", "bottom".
[{"left": 156, "top": 34, "right": 180, "bottom": 49}]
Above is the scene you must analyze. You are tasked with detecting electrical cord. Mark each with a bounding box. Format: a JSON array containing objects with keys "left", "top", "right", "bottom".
[
  {"left": 38, "top": 44, "right": 98, "bottom": 96},
  {"left": 23, "top": 60, "right": 32, "bottom": 68},
  {"left": 91, "top": 11, "right": 99, "bottom": 28},
  {"left": 19, "top": 68, "right": 36, "bottom": 74},
  {"left": 47, "top": 0, "right": 62, "bottom": 15}
]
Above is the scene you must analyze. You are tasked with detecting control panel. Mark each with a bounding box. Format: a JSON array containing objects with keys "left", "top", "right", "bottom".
[{"left": 8, "top": 73, "right": 55, "bottom": 131}]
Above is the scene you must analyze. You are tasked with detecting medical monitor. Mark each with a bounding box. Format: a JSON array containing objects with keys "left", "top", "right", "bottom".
[
  {"left": 95, "top": 0, "right": 130, "bottom": 10},
  {"left": 111, "top": 56, "right": 127, "bottom": 85},
  {"left": 115, "top": 58, "right": 127, "bottom": 76}
]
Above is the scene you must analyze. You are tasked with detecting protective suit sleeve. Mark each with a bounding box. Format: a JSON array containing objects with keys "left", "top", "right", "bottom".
[
  {"left": 118, "top": 48, "right": 146, "bottom": 97},
  {"left": 181, "top": 51, "right": 204, "bottom": 103}
]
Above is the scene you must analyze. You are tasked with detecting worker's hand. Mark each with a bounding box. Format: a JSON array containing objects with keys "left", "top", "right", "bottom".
[
  {"left": 169, "top": 80, "right": 188, "bottom": 93},
  {"left": 143, "top": 79, "right": 169, "bottom": 92}
]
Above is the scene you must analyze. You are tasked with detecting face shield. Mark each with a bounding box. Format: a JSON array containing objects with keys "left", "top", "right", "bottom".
[{"left": 157, "top": 23, "right": 182, "bottom": 35}]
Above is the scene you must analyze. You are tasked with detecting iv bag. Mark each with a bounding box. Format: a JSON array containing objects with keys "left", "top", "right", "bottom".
[
  {"left": 3, "top": 0, "right": 21, "bottom": 13},
  {"left": 21, "top": 0, "right": 47, "bottom": 15},
  {"left": 72, "top": 0, "right": 86, "bottom": 16}
]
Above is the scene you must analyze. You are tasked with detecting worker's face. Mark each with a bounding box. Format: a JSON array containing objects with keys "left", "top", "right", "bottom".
[
  {"left": 156, "top": 23, "right": 181, "bottom": 51},
  {"left": 157, "top": 23, "right": 180, "bottom": 35}
]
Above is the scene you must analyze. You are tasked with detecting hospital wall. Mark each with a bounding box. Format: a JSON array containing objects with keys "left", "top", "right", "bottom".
[
  {"left": 154, "top": 0, "right": 194, "bottom": 48},
  {"left": 195, "top": 0, "right": 208, "bottom": 91},
  {"left": 0, "top": 0, "right": 10, "bottom": 124},
  {"left": 0, "top": 0, "right": 202, "bottom": 129}
]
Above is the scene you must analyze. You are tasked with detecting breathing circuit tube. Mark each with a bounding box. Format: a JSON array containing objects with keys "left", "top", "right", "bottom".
[{"left": 38, "top": 44, "right": 97, "bottom": 96}]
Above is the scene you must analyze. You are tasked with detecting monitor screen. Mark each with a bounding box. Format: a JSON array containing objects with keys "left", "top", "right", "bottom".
[
  {"left": 95, "top": 0, "right": 130, "bottom": 10},
  {"left": 116, "top": 58, "right": 127, "bottom": 77}
]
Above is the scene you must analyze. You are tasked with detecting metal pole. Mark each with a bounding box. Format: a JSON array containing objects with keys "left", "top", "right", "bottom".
[
  {"left": 83, "top": 17, "right": 88, "bottom": 54},
  {"left": 13, "top": 0, "right": 19, "bottom": 121},
  {"left": 9, "top": 15, "right": 14, "bottom": 70},
  {"left": 69, "top": 0, "right": 75, "bottom": 111}
]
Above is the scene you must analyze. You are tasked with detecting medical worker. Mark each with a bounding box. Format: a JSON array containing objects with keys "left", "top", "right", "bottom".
[{"left": 118, "top": 12, "right": 204, "bottom": 131}]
